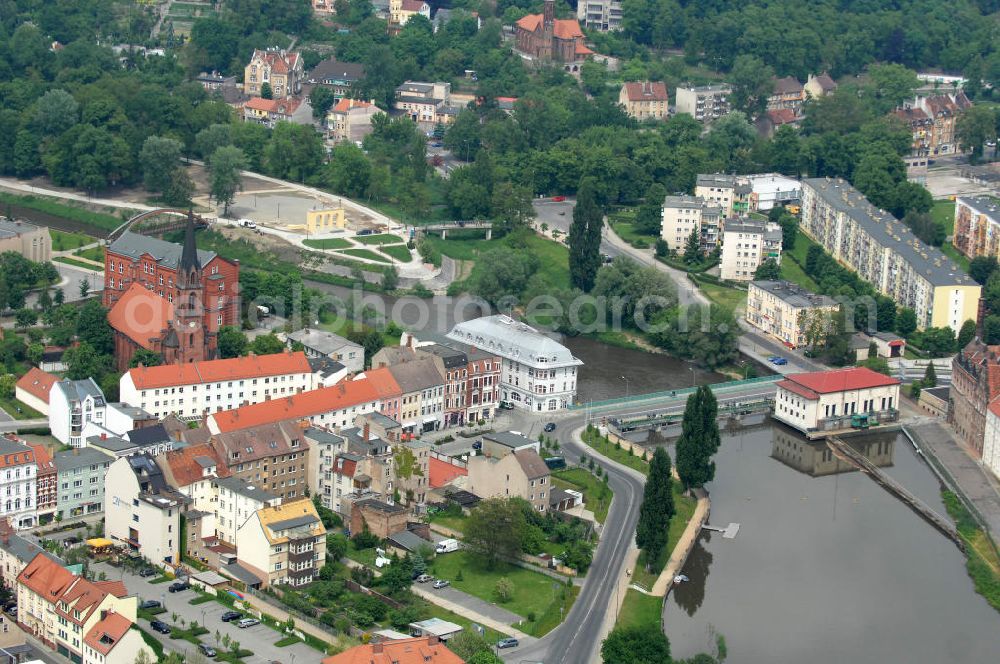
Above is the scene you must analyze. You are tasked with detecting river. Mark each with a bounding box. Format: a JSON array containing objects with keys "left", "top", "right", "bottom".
[
  {"left": 659, "top": 424, "right": 1000, "bottom": 664},
  {"left": 3, "top": 202, "right": 113, "bottom": 238}
]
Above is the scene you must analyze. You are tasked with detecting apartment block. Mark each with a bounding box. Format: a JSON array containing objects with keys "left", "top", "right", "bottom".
[
  {"left": 208, "top": 420, "right": 311, "bottom": 502},
  {"left": 953, "top": 195, "right": 1000, "bottom": 260},
  {"left": 50, "top": 379, "right": 106, "bottom": 447},
  {"left": 618, "top": 82, "right": 669, "bottom": 121},
  {"left": 800, "top": 178, "right": 980, "bottom": 332},
  {"left": 577, "top": 0, "right": 622, "bottom": 31},
  {"left": 104, "top": 456, "right": 184, "bottom": 565},
  {"left": 236, "top": 499, "right": 326, "bottom": 588},
  {"left": 746, "top": 281, "right": 839, "bottom": 348},
  {"left": 660, "top": 195, "right": 722, "bottom": 254},
  {"left": 54, "top": 447, "right": 113, "bottom": 520},
  {"left": 0, "top": 437, "right": 38, "bottom": 529},
  {"left": 675, "top": 84, "right": 731, "bottom": 123},
  {"left": 695, "top": 174, "right": 751, "bottom": 217},
  {"left": 719, "top": 219, "right": 782, "bottom": 282}
]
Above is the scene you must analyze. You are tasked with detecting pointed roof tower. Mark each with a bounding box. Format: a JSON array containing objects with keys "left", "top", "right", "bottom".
[{"left": 180, "top": 209, "right": 201, "bottom": 274}]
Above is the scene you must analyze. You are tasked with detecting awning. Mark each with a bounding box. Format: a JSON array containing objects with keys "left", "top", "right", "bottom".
[
  {"left": 86, "top": 538, "right": 114, "bottom": 547},
  {"left": 422, "top": 416, "right": 438, "bottom": 423}
]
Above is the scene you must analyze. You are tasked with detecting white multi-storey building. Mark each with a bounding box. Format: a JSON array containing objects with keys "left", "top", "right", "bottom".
[
  {"left": 49, "top": 379, "right": 106, "bottom": 447},
  {"left": 104, "top": 455, "right": 183, "bottom": 565},
  {"left": 773, "top": 367, "right": 900, "bottom": 436},
  {"left": 213, "top": 476, "right": 281, "bottom": 546},
  {"left": 577, "top": 0, "right": 622, "bottom": 31},
  {"left": 720, "top": 219, "right": 783, "bottom": 281},
  {"left": 119, "top": 351, "right": 313, "bottom": 420},
  {"left": 0, "top": 437, "right": 37, "bottom": 528},
  {"left": 661, "top": 195, "right": 722, "bottom": 254},
  {"left": 447, "top": 316, "right": 583, "bottom": 412}
]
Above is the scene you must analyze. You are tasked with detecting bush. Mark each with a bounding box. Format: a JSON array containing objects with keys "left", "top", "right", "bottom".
[{"left": 494, "top": 577, "right": 513, "bottom": 603}]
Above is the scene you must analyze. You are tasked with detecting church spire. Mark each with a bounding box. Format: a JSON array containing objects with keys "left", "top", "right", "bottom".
[{"left": 180, "top": 209, "right": 201, "bottom": 274}]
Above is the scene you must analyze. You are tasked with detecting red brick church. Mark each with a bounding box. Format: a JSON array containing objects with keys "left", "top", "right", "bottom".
[
  {"left": 106, "top": 215, "right": 237, "bottom": 370},
  {"left": 515, "top": 0, "right": 591, "bottom": 65}
]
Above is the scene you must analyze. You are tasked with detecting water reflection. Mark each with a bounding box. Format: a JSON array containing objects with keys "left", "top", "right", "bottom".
[
  {"left": 770, "top": 427, "right": 895, "bottom": 478},
  {"left": 673, "top": 533, "right": 713, "bottom": 617}
]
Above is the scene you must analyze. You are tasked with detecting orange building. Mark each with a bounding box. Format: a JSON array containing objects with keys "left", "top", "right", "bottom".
[{"left": 322, "top": 636, "right": 465, "bottom": 664}]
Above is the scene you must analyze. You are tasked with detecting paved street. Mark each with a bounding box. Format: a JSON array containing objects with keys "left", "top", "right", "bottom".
[
  {"left": 419, "top": 582, "right": 524, "bottom": 624},
  {"left": 92, "top": 563, "right": 318, "bottom": 664}
]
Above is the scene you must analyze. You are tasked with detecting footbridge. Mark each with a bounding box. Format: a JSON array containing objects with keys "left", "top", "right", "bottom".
[{"left": 420, "top": 221, "right": 493, "bottom": 239}]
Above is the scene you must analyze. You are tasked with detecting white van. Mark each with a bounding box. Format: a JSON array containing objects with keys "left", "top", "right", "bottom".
[
  {"left": 435, "top": 538, "right": 459, "bottom": 554},
  {"left": 237, "top": 218, "right": 257, "bottom": 228}
]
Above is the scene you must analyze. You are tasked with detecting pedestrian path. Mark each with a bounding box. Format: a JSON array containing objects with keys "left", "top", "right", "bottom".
[{"left": 650, "top": 488, "right": 710, "bottom": 596}]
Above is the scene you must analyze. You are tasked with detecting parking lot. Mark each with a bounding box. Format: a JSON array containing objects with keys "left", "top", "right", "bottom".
[{"left": 92, "top": 562, "right": 319, "bottom": 664}]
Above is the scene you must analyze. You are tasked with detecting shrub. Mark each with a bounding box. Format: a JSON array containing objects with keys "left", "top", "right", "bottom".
[{"left": 494, "top": 577, "right": 513, "bottom": 603}]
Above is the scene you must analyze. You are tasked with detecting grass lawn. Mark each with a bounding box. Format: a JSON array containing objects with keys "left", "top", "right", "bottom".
[
  {"left": 303, "top": 238, "right": 352, "bottom": 250},
  {"left": 780, "top": 233, "right": 823, "bottom": 290},
  {"left": 941, "top": 242, "right": 970, "bottom": 273},
  {"left": 616, "top": 589, "right": 662, "bottom": 631},
  {"left": 528, "top": 234, "right": 571, "bottom": 291},
  {"left": 345, "top": 547, "right": 377, "bottom": 568},
  {"left": 552, "top": 468, "right": 612, "bottom": 524},
  {"left": 50, "top": 229, "right": 95, "bottom": 251},
  {"left": 581, "top": 428, "right": 650, "bottom": 475},
  {"left": 0, "top": 396, "right": 43, "bottom": 419},
  {"left": 379, "top": 244, "right": 412, "bottom": 262},
  {"left": 337, "top": 248, "right": 392, "bottom": 263},
  {"left": 356, "top": 234, "right": 405, "bottom": 245},
  {"left": 429, "top": 550, "right": 569, "bottom": 629},
  {"left": 74, "top": 246, "right": 104, "bottom": 262},
  {"left": 316, "top": 316, "right": 399, "bottom": 347},
  {"left": 698, "top": 281, "right": 747, "bottom": 313},
  {"left": 422, "top": 229, "right": 495, "bottom": 260},
  {"left": 942, "top": 490, "right": 1000, "bottom": 613},
  {"left": 932, "top": 199, "right": 956, "bottom": 235},
  {"left": 413, "top": 597, "right": 510, "bottom": 641},
  {"left": 54, "top": 256, "right": 101, "bottom": 271},
  {"left": 632, "top": 485, "right": 697, "bottom": 591},
  {"left": 0, "top": 191, "right": 126, "bottom": 232},
  {"left": 428, "top": 513, "right": 468, "bottom": 533},
  {"left": 608, "top": 215, "right": 657, "bottom": 249}
]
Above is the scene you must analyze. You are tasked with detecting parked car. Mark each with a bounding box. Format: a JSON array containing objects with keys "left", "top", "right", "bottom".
[
  {"left": 773, "top": 357, "right": 788, "bottom": 366},
  {"left": 497, "top": 637, "right": 519, "bottom": 649},
  {"left": 543, "top": 422, "right": 556, "bottom": 432},
  {"left": 198, "top": 644, "right": 217, "bottom": 657},
  {"left": 552, "top": 195, "right": 566, "bottom": 202},
  {"left": 432, "top": 579, "right": 450, "bottom": 589},
  {"left": 416, "top": 574, "right": 433, "bottom": 583},
  {"left": 220, "top": 611, "right": 243, "bottom": 622},
  {"left": 357, "top": 229, "right": 374, "bottom": 236},
  {"left": 138, "top": 568, "right": 156, "bottom": 577},
  {"left": 168, "top": 581, "right": 189, "bottom": 593},
  {"left": 150, "top": 621, "right": 171, "bottom": 635},
  {"left": 139, "top": 600, "right": 161, "bottom": 610},
  {"left": 5, "top": 606, "right": 15, "bottom": 617},
  {"left": 472, "top": 440, "right": 482, "bottom": 450},
  {"left": 237, "top": 618, "right": 260, "bottom": 629},
  {"left": 63, "top": 537, "right": 81, "bottom": 546},
  {"left": 499, "top": 401, "right": 515, "bottom": 410}
]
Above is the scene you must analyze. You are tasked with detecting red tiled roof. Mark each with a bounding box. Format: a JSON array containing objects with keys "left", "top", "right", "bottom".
[
  {"left": 515, "top": 14, "right": 586, "bottom": 40},
  {"left": 126, "top": 351, "right": 311, "bottom": 389},
  {"left": 29, "top": 442, "right": 55, "bottom": 474},
  {"left": 767, "top": 108, "right": 800, "bottom": 125},
  {"left": 400, "top": 0, "right": 427, "bottom": 11},
  {"left": 779, "top": 368, "right": 900, "bottom": 401},
  {"left": 894, "top": 107, "right": 931, "bottom": 124},
  {"left": 321, "top": 636, "right": 465, "bottom": 664},
  {"left": 988, "top": 397, "right": 1000, "bottom": 420},
  {"left": 210, "top": 379, "right": 380, "bottom": 432},
  {"left": 16, "top": 368, "right": 58, "bottom": 403},
  {"left": 83, "top": 612, "right": 133, "bottom": 656},
  {"left": 622, "top": 81, "right": 668, "bottom": 102},
  {"left": 107, "top": 283, "right": 173, "bottom": 350},
  {"left": 363, "top": 366, "right": 403, "bottom": 400},
  {"left": 18, "top": 554, "right": 116, "bottom": 625},
  {"left": 162, "top": 443, "right": 230, "bottom": 487},
  {"left": 429, "top": 455, "right": 467, "bottom": 488},
  {"left": 244, "top": 97, "right": 302, "bottom": 115},
  {"left": 93, "top": 580, "right": 128, "bottom": 598},
  {"left": 332, "top": 98, "right": 375, "bottom": 113}
]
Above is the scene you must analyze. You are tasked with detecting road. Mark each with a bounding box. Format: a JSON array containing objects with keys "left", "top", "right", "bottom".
[{"left": 500, "top": 412, "right": 645, "bottom": 664}]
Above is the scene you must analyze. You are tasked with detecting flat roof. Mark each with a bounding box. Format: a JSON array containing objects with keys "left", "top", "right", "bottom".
[
  {"left": 958, "top": 195, "right": 1000, "bottom": 220},
  {"left": 751, "top": 280, "right": 837, "bottom": 309}
]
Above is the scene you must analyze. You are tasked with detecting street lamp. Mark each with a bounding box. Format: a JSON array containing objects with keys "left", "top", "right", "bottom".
[
  {"left": 619, "top": 375, "right": 630, "bottom": 399},
  {"left": 739, "top": 361, "right": 749, "bottom": 380},
  {"left": 689, "top": 366, "right": 697, "bottom": 388}
]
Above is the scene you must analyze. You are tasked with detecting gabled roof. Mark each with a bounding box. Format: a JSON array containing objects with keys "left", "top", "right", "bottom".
[
  {"left": 622, "top": 81, "right": 668, "bottom": 102},
  {"left": 429, "top": 455, "right": 467, "bottom": 488},
  {"left": 210, "top": 420, "right": 307, "bottom": 463},
  {"left": 515, "top": 13, "right": 586, "bottom": 41},
  {"left": 811, "top": 72, "right": 837, "bottom": 91},
  {"left": 513, "top": 449, "right": 550, "bottom": 479},
  {"left": 322, "top": 636, "right": 465, "bottom": 664},
  {"left": 127, "top": 351, "right": 310, "bottom": 389},
  {"left": 0, "top": 437, "right": 34, "bottom": 468},
  {"left": 766, "top": 108, "right": 799, "bottom": 125},
  {"left": 772, "top": 76, "right": 803, "bottom": 95},
  {"left": 16, "top": 368, "right": 57, "bottom": 403},
  {"left": 53, "top": 447, "right": 113, "bottom": 472},
  {"left": 400, "top": 0, "right": 428, "bottom": 11},
  {"left": 107, "top": 283, "right": 173, "bottom": 350},
  {"left": 244, "top": 97, "right": 302, "bottom": 115},
  {"left": 125, "top": 424, "right": 171, "bottom": 446},
  {"left": 211, "top": 379, "right": 380, "bottom": 432},
  {"left": 778, "top": 367, "right": 900, "bottom": 400},
  {"left": 387, "top": 358, "right": 444, "bottom": 394},
  {"left": 83, "top": 611, "right": 134, "bottom": 656},
  {"left": 28, "top": 443, "right": 54, "bottom": 474},
  {"left": 18, "top": 554, "right": 123, "bottom": 626},
  {"left": 108, "top": 231, "right": 216, "bottom": 269},
  {"left": 286, "top": 329, "right": 360, "bottom": 356},
  {"left": 332, "top": 98, "right": 377, "bottom": 114},
  {"left": 309, "top": 57, "right": 366, "bottom": 83}
]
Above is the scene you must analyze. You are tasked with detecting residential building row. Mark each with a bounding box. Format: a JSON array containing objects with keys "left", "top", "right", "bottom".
[
  {"left": 952, "top": 195, "right": 1000, "bottom": 261},
  {"left": 800, "top": 178, "right": 980, "bottom": 333},
  {"left": 745, "top": 280, "right": 839, "bottom": 348},
  {"left": 892, "top": 92, "right": 972, "bottom": 157}
]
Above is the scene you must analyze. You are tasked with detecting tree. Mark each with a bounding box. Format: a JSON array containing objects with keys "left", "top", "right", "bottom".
[
  {"left": 675, "top": 385, "right": 720, "bottom": 491},
  {"left": 14, "top": 308, "right": 37, "bottom": 329},
  {"left": 79, "top": 278, "right": 90, "bottom": 298},
  {"left": 494, "top": 577, "right": 513, "bottom": 603},
  {"left": 568, "top": 178, "right": 603, "bottom": 292},
  {"left": 310, "top": 86, "right": 336, "bottom": 121},
  {"left": 129, "top": 349, "right": 162, "bottom": 368},
  {"left": 208, "top": 146, "right": 247, "bottom": 216},
  {"left": 260, "top": 82, "right": 273, "bottom": 99},
  {"left": 249, "top": 333, "right": 285, "bottom": 355},
  {"left": 195, "top": 124, "right": 234, "bottom": 160},
  {"left": 76, "top": 300, "right": 113, "bottom": 355},
  {"left": 923, "top": 361, "right": 937, "bottom": 388},
  {"left": 754, "top": 259, "right": 781, "bottom": 281},
  {"left": 447, "top": 631, "right": 495, "bottom": 661},
  {"left": 970, "top": 256, "right": 999, "bottom": 285},
  {"left": 217, "top": 326, "right": 248, "bottom": 358},
  {"left": 62, "top": 342, "right": 111, "bottom": 381},
  {"left": 956, "top": 105, "right": 998, "bottom": 162},
  {"left": 895, "top": 308, "right": 918, "bottom": 336},
  {"left": 601, "top": 625, "right": 671, "bottom": 664},
  {"left": 463, "top": 497, "right": 525, "bottom": 568},
  {"left": 729, "top": 54, "right": 775, "bottom": 116},
  {"left": 140, "top": 136, "right": 186, "bottom": 198},
  {"left": 635, "top": 447, "right": 675, "bottom": 570},
  {"left": 33, "top": 89, "right": 79, "bottom": 136},
  {"left": 683, "top": 229, "right": 701, "bottom": 263},
  {"left": 957, "top": 319, "right": 977, "bottom": 349},
  {"left": 634, "top": 183, "right": 666, "bottom": 235}
]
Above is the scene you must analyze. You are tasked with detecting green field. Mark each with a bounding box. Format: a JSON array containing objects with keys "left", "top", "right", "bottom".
[
  {"left": 616, "top": 589, "right": 662, "bottom": 631},
  {"left": 356, "top": 234, "right": 405, "bottom": 245},
  {"left": 422, "top": 229, "right": 495, "bottom": 260},
  {"left": 379, "top": 244, "right": 412, "bottom": 262},
  {"left": 780, "top": 233, "right": 822, "bottom": 291},
  {"left": 336, "top": 248, "right": 392, "bottom": 263},
  {"left": 581, "top": 428, "right": 650, "bottom": 475},
  {"left": 50, "top": 229, "right": 96, "bottom": 251},
  {"left": 698, "top": 281, "right": 747, "bottom": 313},
  {"left": 54, "top": 256, "right": 102, "bottom": 271},
  {"left": 303, "top": 238, "right": 352, "bottom": 250},
  {"left": 0, "top": 396, "right": 43, "bottom": 420},
  {"left": 608, "top": 211, "right": 657, "bottom": 248},
  {"left": 0, "top": 192, "right": 125, "bottom": 232},
  {"left": 429, "top": 550, "right": 572, "bottom": 633},
  {"left": 932, "top": 199, "right": 956, "bottom": 234},
  {"left": 74, "top": 246, "right": 104, "bottom": 262},
  {"left": 552, "top": 468, "right": 612, "bottom": 524}
]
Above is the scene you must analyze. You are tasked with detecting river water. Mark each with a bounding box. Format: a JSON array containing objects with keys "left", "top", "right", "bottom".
[{"left": 659, "top": 424, "right": 1000, "bottom": 664}]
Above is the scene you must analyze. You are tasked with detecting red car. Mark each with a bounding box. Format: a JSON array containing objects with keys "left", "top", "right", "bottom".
[{"left": 552, "top": 195, "right": 566, "bottom": 202}]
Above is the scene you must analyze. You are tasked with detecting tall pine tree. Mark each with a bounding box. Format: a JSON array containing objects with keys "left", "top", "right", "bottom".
[
  {"left": 676, "top": 385, "right": 721, "bottom": 490},
  {"left": 569, "top": 177, "right": 603, "bottom": 292},
  {"left": 635, "top": 447, "right": 675, "bottom": 569}
]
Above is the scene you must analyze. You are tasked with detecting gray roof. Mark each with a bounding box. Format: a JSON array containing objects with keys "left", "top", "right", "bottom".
[
  {"left": 387, "top": 358, "right": 444, "bottom": 393},
  {"left": 214, "top": 476, "right": 276, "bottom": 503},
  {"left": 87, "top": 436, "right": 133, "bottom": 453},
  {"left": 751, "top": 281, "right": 837, "bottom": 309},
  {"left": 340, "top": 427, "right": 391, "bottom": 456},
  {"left": 356, "top": 498, "right": 406, "bottom": 514},
  {"left": 662, "top": 195, "right": 720, "bottom": 214},
  {"left": 221, "top": 562, "right": 264, "bottom": 585},
  {"left": 109, "top": 231, "right": 215, "bottom": 270},
  {"left": 958, "top": 195, "right": 1000, "bottom": 220},
  {"left": 286, "top": 328, "right": 360, "bottom": 356},
  {"left": 696, "top": 174, "right": 736, "bottom": 188},
  {"left": 409, "top": 331, "right": 495, "bottom": 361},
  {"left": 397, "top": 82, "right": 435, "bottom": 94},
  {"left": 724, "top": 219, "right": 781, "bottom": 241},
  {"left": 303, "top": 428, "right": 345, "bottom": 447},
  {"left": 125, "top": 424, "right": 171, "bottom": 447},
  {"left": 269, "top": 514, "right": 319, "bottom": 531},
  {"left": 308, "top": 356, "right": 346, "bottom": 378},
  {"left": 0, "top": 532, "right": 46, "bottom": 563},
  {"left": 54, "top": 447, "right": 113, "bottom": 472},
  {"left": 388, "top": 529, "right": 432, "bottom": 552},
  {"left": 360, "top": 411, "right": 401, "bottom": 430},
  {"left": 54, "top": 378, "right": 105, "bottom": 407},
  {"left": 448, "top": 316, "right": 582, "bottom": 368},
  {"left": 0, "top": 438, "right": 32, "bottom": 457},
  {"left": 0, "top": 218, "right": 42, "bottom": 238},
  {"left": 108, "top": 403, "right": 153, "bottom": 420},
  {"left": 804, "top": 178, "right": 975, "bottom": 288},
  {"left": 513, "top": 449, "right": 549, "bottom": 479},
  {"left": 679, "top": 83, "right": 732, "bottom": 93},
  {"left": 483, "top": 431, "right": 536, "bottom": 450},
  {"left": 309, "top": 57, "right": 365, "bottom": 84},
  {"left": 418, "top": 344, "right": 467, "bottom": 369},
  {"left": 922, "top": 385, "right": 950, "bottom": 400}
]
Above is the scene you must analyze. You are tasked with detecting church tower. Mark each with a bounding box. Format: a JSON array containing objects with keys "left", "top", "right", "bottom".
[{"left": 163, "top": 212, "right": 215, "bottom": 363}]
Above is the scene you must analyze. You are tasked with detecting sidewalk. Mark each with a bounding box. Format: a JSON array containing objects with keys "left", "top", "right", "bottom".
[{"left": 650, "top": 488, "right": 710, "bottom": 596}]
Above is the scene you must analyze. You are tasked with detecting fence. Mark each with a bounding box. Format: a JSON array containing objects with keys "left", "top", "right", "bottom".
[
  {"left": 345, "top": 579, "right": 405, "bottom": 609},
  {"left": 570, "top": 375, "right": 781, "bottom": 411}
]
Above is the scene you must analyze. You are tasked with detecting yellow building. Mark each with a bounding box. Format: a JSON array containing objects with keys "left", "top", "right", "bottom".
[
  {"left": 746, "top": 280, "right": 839, "bottom": 348},
  {"left": 236, "top": 498, "right": 327, "bottom": 588},
  {"left": 389, "top": 0, "right": 431, "bottom": 26},
  {"left": 243, "top": 49, "right": 303, "bottom": 99},
  {"left": 305, "top": 207, "right": 346, "bottom": 233},
  {"left": 618, "top": 82, "right": 669, "bottom": 121}
]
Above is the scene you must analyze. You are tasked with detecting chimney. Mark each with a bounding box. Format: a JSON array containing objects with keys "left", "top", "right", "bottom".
[
  {"left": 101, "top": 433, "right": 107, "bottom": 440},
  {"left": 363, "top": 422, "right": 370, "bottom": 441},
  {"left": 372, "top": 641, "right": 384, "bottom": 654},
  {"left": 427, "top": 634, "right": 439, "bottom": 645}
]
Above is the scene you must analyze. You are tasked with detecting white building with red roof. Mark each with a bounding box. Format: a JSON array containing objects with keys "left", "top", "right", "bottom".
[
  {"left": 242, "top": 96, "right": 306, "bottom": 127},
  {"left": 119, "top": 350, "right": 313, "bottom": 421},
  {"left": 389, "top": 0, "right": 430, "bottom": 26},
  {"left": 83, "top": 610, "right": 154, "bottom": 664},
  {"left": 15, "top": 367, "right": 57, "bottom": 416},
  {"left": 774, "top": 367, "right": 900, "bottom": 437}
]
